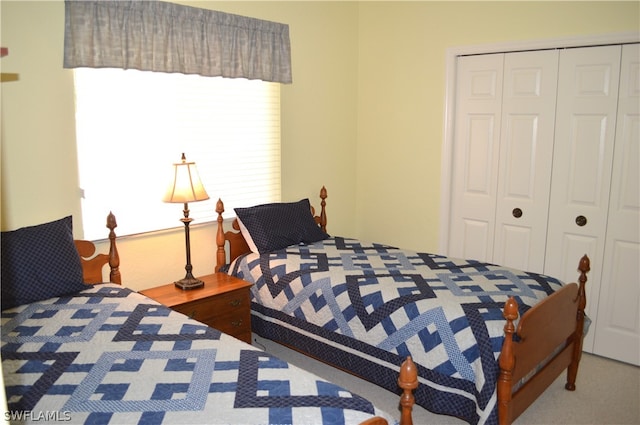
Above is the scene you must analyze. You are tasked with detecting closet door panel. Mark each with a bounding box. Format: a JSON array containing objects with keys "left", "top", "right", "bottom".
[
  {"left": 493, "top": 50, "right": 559, "bottom": 272},
  {"left": 596, "top": 242, "right": 640, "bottom": 363},
  {"left": 449, "top": 54, "right": 504, "bottom": 261},
  {"left": 594, "top": 44, "right": 640, "bottom": 365},
  {"left": 544, "top": 45, "right": 622, "bottom": 352},
  {"left": 497, "top": 225, "right": 533, "bottom": 270}
]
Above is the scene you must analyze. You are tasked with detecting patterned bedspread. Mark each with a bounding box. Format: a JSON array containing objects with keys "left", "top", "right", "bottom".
[
  {"left": 1, "top": 284, "right": 396, "bottom": 425},
  {"left": 225, "top": 237, "right": 565, "bottom": 425}
]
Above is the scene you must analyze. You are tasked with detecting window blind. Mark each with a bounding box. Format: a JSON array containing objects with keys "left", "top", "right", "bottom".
[{"left": 74, "top": 68, "right": 281, "bottom": 240}]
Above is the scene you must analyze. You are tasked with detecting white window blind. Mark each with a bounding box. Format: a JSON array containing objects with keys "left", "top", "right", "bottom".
[{"left": 74, "top": 68, "right": 281, "bottom": 240}]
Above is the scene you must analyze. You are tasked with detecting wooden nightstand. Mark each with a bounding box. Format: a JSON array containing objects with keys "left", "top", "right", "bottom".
[{"left": 140, "top": 273, "right": 253, "bottom": 343}]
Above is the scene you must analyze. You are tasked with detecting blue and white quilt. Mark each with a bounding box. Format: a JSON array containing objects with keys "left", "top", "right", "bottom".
[
  {"left": 225, "top": 237, "right": 565, "bottom": 425},
  {"left": 1, "top": 284, "right": 396, "bottom": 425}
]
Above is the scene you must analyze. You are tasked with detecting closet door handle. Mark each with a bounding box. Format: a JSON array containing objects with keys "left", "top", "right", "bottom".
[
  {"left": 575, "top": 215, "right": 587, "bottom": 227},
  {"left": 512, "top": 208, "right": 523, "bottom": 218}
]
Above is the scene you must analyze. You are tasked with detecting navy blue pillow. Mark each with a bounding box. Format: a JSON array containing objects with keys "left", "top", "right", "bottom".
[
  {"left": 1, "top": 216, "right": 86, "bottom": 310},
  {"left": 234, "top": 199, "right": 329, "bottom": 254}
]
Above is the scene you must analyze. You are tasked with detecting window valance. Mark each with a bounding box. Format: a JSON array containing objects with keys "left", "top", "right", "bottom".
[{"left": 63, "top": 0, "right": 292, "bottom": 83}]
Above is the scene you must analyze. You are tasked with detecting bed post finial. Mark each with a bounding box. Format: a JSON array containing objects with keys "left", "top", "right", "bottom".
[
  {"left": 498, "top": 296, "right": 518, "bottom": 424},
  {"left": 566, "top": 254, "right": 590, "bottom": 391},
  {"left": 106, "top": 212, "right": 121, "bottom": 284},
  {"left": 397, "top": 356, "right": 417, "bottom": 425},
  {"left": 578, "top": 254, "right": 590, "bottom": 286},
  {"left": 215, "top": 199, "right": 226, "bottom": 272}
]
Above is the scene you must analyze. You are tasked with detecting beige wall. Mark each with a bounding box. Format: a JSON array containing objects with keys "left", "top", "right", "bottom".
[{"left": 1, "top": 1, "right": 638, "bottom": 291}]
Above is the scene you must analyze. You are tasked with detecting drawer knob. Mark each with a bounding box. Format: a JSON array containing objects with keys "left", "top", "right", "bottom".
[
  {"left": 229, "top": 299, "right": 241, "bottom": 307},
  {"left": 231, "top": 319, "right": 243, "bottom": 327},
  {"left": 512, "top": 208, "right": 523, "bottom": 218}
]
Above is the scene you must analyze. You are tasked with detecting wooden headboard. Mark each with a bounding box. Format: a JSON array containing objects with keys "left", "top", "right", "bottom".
[
  {"left": 74, "top": 212, "right": 121, "bottom": 285},
  {"left": 215, "top": 186, "right": 328, "bottom": 272}
]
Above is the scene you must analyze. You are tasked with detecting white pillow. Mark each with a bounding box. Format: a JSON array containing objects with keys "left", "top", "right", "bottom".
[{"left": 236, "top": 216, "right": 259, "bottom": 253}]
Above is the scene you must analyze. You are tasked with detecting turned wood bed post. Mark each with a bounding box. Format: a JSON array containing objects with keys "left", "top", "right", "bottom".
[
  {"left": 215, "top": 199, "right": 226, "bottom": 272},
  {"left": 566, "top": 254, "right": 590, "bottom": 391},
  {"left": 398, "top": 356, "right": 418, "bottom": 425},
  {"left": 319, "top": 186, "right": 328, "bottom": 232},
  {"left": 498, "top": 297, "right": 518, "bottom": 424},
  {"left": 76, "top": 212, "right": 120, "bottom": 284},
  {"left": 106, "top": 212, "right": 121, "bottom": 284}
]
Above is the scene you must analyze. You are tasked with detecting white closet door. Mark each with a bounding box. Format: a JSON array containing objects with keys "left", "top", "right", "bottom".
[
  {"left": 449, "top": 51, "right": 558, "bottom": 270},
  {"left": 544, "top": 45, "right": 622, "bottom": 353},
  {"left": 593, "top": 44, "right": 640, "bottom": 366},
  {"left": 492, "top": 51, "right": 559, "bottom": 273},
  {"left": 449, "top": 54, "right": 504, "bottom": 261}
]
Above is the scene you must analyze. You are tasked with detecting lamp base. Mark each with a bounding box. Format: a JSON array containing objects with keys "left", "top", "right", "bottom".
[{"left": 174, "top": 276, "right": 205, "bottom": 290}]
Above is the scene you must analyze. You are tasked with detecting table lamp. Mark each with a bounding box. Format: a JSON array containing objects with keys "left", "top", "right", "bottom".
[{"left": 163, "top": 153, "right": 210, "bottom": 290}]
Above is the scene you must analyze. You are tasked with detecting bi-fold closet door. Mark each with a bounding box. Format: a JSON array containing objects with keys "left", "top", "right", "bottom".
[
  {"left": 544, "top": 44, "right": 639, "bottom": 365},
  {"left": 448, "top": 49, "right": 559, "bottom": 273},
  {"left": 448, "top": 44, "right": 639, "bottom": 365}
]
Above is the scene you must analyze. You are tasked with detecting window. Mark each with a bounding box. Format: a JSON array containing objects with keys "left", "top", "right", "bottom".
[{"left": 74, "top": 68, "right": 281, "bottom": 240}]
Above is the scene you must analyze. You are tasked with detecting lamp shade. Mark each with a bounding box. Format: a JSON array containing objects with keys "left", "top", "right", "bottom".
[{"left": 163, "top": 153, "right": 210, "bottom": 203}]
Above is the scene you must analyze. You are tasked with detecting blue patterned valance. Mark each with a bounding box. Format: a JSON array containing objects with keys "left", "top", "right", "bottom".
[{"left": 63, "top": 0, "right": 292, "bottom": 83}]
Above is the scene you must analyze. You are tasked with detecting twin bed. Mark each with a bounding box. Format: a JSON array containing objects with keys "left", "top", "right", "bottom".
[
  {"left": 215, "top": 187, "right": 590, "bottom": 425},
  {"left": 1, "top": 213, "right": 415, "bottom": 425}
]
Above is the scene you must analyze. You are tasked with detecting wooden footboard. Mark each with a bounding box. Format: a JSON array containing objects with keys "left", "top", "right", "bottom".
[
  {"left": 498, "top": 255, "right": 590, "bottom": 425},
  {"left": 74, "top": 212, "right": 121, "bottom": 284}
]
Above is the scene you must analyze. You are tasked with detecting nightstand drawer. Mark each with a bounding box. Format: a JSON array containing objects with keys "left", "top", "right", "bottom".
[
  {"left": 173, "top": 288, "right": 249, "bottom": 323},
  {"left": 207, "top": 288, "right": 251, "bottom": 317},
  {"left": 209, "top": 309, "right": 251, "bottom": 337}
]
